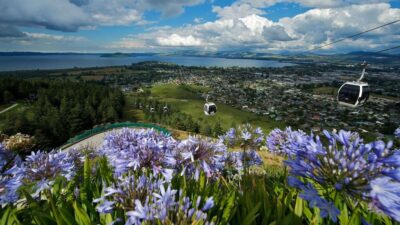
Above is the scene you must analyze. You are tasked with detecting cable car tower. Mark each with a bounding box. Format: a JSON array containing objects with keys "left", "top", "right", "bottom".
[{"left": 337, "top": 61, "right": 370, "bottom": 107}]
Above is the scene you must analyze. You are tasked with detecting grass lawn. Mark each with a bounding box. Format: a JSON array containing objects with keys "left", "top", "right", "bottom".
[{"left": 149, "top": 84, "right": 284, "bottom": 133}]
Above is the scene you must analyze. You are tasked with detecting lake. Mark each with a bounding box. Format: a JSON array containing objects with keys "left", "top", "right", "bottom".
[{"left": 0, "top": 54, "right": 294, "bottom": 71}]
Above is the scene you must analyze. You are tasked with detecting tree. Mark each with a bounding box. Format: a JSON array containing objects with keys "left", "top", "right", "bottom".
[
  {"left": 213, "top": 122, "right": 224, "bottom": 137},
  {"left": 201, "top": 124, "right": 213, "bottom": 137}
]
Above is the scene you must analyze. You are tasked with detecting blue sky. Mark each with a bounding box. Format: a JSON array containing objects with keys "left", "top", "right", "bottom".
[{"left": 0, "top": 0, "right": 399, "bottom": 53}]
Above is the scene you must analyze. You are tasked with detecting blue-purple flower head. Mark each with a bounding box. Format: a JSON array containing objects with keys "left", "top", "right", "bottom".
[
  {"left": 24, "top": 150, "right": 75, "bottom": 181},
  {"left": 94, "top": 174, "right": 216, "bottom": 225},
  {"left": 395, "top": 127, "right": 400, "bottom": 139},
  {"left": 100, "top": 128, "right": 177, "bottom": 176},
  {"left": 266, "top": 127, "right": 309, "bottom": 157},
  {"left": 0, "top": 173, "right": 22, "bottom": 204},
  {"left": 176, "top": 136, "right": 227, "bottom": 179},
  {"left": 221, "top": 124, "right": 264, "bottom": 150},
  {"left": 94, "top": 174, "right": 164, "bottom": 215},
  {"left": 284, "top": 127, "right": 400, "bottom": 222},
  {"left": 226, "top": 150, "right": 263, "bottom": 170},
  {"left": 370, "top": 177, "right": 400, "bottom": 222}
]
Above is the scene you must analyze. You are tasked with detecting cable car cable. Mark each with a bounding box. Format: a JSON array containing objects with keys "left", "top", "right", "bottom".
[
  {"left": 308, "top": 19, "right": 400, "bottom": 52},
  {"left": 374, "top": 44, "right": 400, "bottom": 54}
]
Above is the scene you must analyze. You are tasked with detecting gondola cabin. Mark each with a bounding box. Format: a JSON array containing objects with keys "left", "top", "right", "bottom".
[
  {"left": 204, "top": 102, "right": 217, "bottom": 116},
  {"left": 337, "top": 81, "right": 369, "bottom": 107},
  {"left": 337, "top": 61, "right": 369, "bottom": 107}
]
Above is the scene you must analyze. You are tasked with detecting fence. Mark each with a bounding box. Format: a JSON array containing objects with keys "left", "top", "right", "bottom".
[{"left": 62, "top": 122, "right": 170, "bottom": 148}]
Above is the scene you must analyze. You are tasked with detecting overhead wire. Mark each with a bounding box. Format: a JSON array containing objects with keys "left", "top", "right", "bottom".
[{"left": 308, "top": 19, "right": 400, "bottom": 51}]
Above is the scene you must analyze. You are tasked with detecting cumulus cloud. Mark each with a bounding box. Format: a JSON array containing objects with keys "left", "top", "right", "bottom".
[
  {"left": 141, "top": 0, "right": 205, "bottom": 17},
  {"left": 0, "top": 0, "right": 91, "bottom": 32},
  {"left": 0, "top": 0, "right": 205, "bottom": 33},
  {"left": 238, "top": 0, "right": 391, "bottom": 8},
  {"left": 110, "top": 2, "right": 399, "bottom": 53},
  {"left": 24, "top": 32, "right": 86, "bottom": 42},
  {"left": 212, "top": 3, "right": 264, "bottom": 19},
  {"left": 157, "top": 34, "right": 203, "bottom": 46},
  {"left": 263, "top": 25, "right": 293, "bottom": 41}
]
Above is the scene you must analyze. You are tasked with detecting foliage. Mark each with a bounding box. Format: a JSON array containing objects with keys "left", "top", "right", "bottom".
[{"left": 0, "top": 78, "right": 124, "bottom": 149}]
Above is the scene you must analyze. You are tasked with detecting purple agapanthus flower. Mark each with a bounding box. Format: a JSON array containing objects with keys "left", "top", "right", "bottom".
[
  {"left": 125, "top": 189, "right": 214, "bottom": 225},
  {"left": 395, "top": 128, "right": 400, "bottom": 139},
  {"left": 266, "top": 127, "right": 309, "bottom": 157},
  {"left": 281, "top": 127, "right": 400, "bottom": 222},
  {"left": 226, "top": 150, "right": 263, "bottom": 170},
  {"left": 370, "top": 177, "right": 400, "bottom": 222},
  {"left": 176, "top": 136, "right": 227, "bottom": 179},
  {"left": 25, "top": 150, "right": 75, "bottom": 180},
  {"left": 100, "top": 128, "right": 177, "bottom": 177},
  {"left": 0, "top": 173, "right": 22, "bottom": 204},
  {"left": 221, "top": 124, "right": 264, "bottom": 150}
]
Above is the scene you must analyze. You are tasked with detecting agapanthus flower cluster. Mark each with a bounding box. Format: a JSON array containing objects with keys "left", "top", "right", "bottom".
[
  {"left": 94, "top": 174, "right": 164, "bottom": 213},
  {"left": 0, "top": 170, "right": 22, "bottom": 204},
  {"left": 125, "top": 188, "right": 214, "bottom": 225},
  {"left": 0, "top": 149, "right": 76, "bottom": 202},
  {"left": 22, "top": 150, "right": 76, "bottom": 195},
  {"left": 220, "top": 124, "right": 264, "bottom": 150},
  {"left": 94, "top": 174, "right": 214, "bottom": 225},
  {"left": 279, "top": 128, "right": 400, "bottom": 222},
  {"left": 266, "top": 127, "right": 309, "bottom": 157},
  {"left": 176, "top": 136, "right": 227, "bottom": 179},
  {"left": 395, "top": 127, "right": 400, "bottom": 139},
  {"left": 226, "top": 150, "right": 263, "bottom": 170},
  {"left": 100, "top": 128, "right": 177, "bottom": 177},
  {"left": 0, "top": 127, "right": 264, "bottom": 210}
]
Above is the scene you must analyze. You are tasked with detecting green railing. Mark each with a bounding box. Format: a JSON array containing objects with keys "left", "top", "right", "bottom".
[{"left": 62, "top": 122, "right": 170, "bottom": 148}]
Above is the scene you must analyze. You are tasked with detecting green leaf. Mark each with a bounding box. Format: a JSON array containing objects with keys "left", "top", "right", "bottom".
[
  {"left": 59, "top": 206, "right": 79, "bottom": 225},
  {"left": 73, "top": 201, "right": 92, "bottom": 225},
  {"left": 1, "top": 207, "right": 11, "bottom": 225},
  {"left": 221, "top": 192, "right": 236, "bottom": 223},
  {"left": 339, "top": 204, "right": 349, "bottom": 225},
  {"left": 240, "top": 202, "right": 261, "bottom": 225},
  {"left": 294, "top": 195, "right": 303, "bottom": 217},
  {"left": 82, "top": 157, "right": 92, "bottom": 203}
]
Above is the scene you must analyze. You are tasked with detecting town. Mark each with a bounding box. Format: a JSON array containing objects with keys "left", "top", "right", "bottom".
[{"left": 55, "top": 60, "right": 400, "bottom": 140}]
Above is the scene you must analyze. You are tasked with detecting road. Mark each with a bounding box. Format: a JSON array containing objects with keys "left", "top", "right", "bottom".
[
  {"left": 0, "top": 103, "right": 18, "bottom": 114},
  {"left": 63, "top": 129, "right": 121, "bottom": 151}
]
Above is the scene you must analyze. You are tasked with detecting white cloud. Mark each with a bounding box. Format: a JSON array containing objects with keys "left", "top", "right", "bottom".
[
  {"left": 212, "top": 3, "right": 264, "bottom": 19},
  {"left": 157, "top": 34, "right": 203, "bottom": 46},
  {"left": 24, "top": 32, "right": 86, "bottom": 42},
  {"left": 0, "top": 0, "right": 206, "bottom": 33},
  {"left": 0, "top": 0, "right": 91, "bottom": 32},
  {"left": 112, "top": 2, "right": 400, "bottom": 53},
  {"left": 238, "top": 0, "right": 390, "bottom": 8}
]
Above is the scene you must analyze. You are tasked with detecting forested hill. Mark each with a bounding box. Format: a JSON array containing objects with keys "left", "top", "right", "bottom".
[{"left": 0, "top": 79, "right": 124, "bottom": 149}]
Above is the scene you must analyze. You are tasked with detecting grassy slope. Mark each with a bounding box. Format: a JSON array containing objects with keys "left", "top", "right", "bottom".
[{"left": 149, "top": 84, "right": 284, "bottom": 132}]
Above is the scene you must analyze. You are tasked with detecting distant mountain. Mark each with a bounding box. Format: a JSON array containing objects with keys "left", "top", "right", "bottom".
[{"left": 345, "top": 51, "right": 400, "bottom": 57}]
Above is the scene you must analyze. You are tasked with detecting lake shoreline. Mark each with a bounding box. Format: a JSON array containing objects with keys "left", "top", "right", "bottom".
[{"left": 0, "top": 54, "right": 295, "bottom": 72}]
